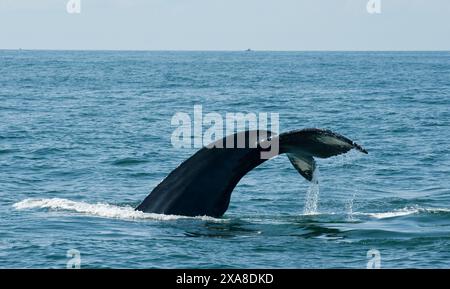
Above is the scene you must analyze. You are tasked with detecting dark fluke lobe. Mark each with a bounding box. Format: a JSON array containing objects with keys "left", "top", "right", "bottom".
[{"left": 136, "top": 128, "right": 367, "bottom": 217}]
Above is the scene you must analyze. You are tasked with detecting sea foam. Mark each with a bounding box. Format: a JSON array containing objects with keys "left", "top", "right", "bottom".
[
  {"left": 13, "top": 198, "right": 226, "bottom": 222},
  {"left": 356, "top": 207, "right": 450, "bottom": 219}
]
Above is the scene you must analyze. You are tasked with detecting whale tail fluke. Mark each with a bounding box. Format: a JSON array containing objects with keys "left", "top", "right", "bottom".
[
  {"left": 279, "top": 128, "right": 367, "bottom": 181},
  {"left": 136, "top": 128, "right": 367, "bottom": 217}
]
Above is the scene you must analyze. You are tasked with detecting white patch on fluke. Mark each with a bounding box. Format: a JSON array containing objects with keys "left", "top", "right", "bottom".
[
  {"left": 13, "top": 198, "right": 226, "bottom": 222},
  {"left": 316, "top": 135, "right": 352, "bottom": 148},
  {"left": 294, "top": 156, "right": 311, "bottom": 173}
]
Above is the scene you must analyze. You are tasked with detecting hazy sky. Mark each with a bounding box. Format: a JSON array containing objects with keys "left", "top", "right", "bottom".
[{"left": 0, "top": 0, "right": 449, "bottom": 50}]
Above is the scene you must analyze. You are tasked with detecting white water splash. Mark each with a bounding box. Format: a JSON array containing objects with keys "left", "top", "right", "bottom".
[
  {"left": 321, "top": 149, "right": 365, "bottom": 167},
  {"left": 345, "top": 191, "right": 357, "bottom": 221},
  {"left": 13, "top": 198, "right": 226, "bottom": 222},
  {"left": 303, "top": 167, "right": 320, "bottom": 215}
]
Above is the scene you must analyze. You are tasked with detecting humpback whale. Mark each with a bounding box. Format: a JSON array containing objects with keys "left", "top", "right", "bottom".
[{"left": 136, "top": 128, "right": 367, "bottom": 217}]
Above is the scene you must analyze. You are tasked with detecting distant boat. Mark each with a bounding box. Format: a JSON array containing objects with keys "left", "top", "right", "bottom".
[{"left": 245, "top": 48, "right": 252, "bottom": 52}]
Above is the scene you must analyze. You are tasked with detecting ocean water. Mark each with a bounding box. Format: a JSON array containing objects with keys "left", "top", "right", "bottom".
[{"left": 1, "top": 50, "right": 450, "bottom": 268}]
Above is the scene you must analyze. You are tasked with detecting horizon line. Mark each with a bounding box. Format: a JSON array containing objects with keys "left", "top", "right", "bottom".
[{"left": 1, "top": 48, "right": 450, "bottom": 53}]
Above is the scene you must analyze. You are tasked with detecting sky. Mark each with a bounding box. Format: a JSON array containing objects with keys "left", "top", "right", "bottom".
[{"left": 0, "top": 0, "right": 449, "bottom": 50}]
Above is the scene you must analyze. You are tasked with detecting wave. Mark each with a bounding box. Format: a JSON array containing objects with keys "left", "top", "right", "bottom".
[
  {"left": 13, "top": 198, "right": 450, "bottom": 224},
  {"left": 111, "top": 157, "right": 149, "bottom": 166},
  {"left": 0, "top": 148, "right": 18, "bottom": 155},
  {"left": 354, "top": 207, "right": 450, "bottom": 219},
  {"left": 13, "top": 198, "right": 226, "bottom": 222}
]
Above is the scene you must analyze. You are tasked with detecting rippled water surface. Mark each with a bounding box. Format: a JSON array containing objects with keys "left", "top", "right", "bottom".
[{"left": 1, "top": 50, "right": 450, "bottom": 268}]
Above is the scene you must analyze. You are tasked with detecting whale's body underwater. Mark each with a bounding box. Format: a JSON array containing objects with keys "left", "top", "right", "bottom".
[{"left": 136, "top": 128, "right": 367, "bottom": 217}]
